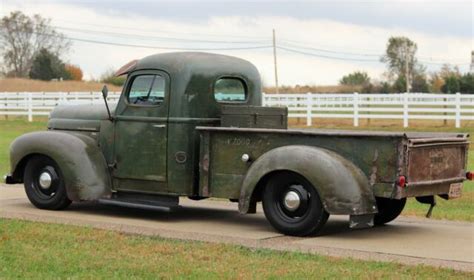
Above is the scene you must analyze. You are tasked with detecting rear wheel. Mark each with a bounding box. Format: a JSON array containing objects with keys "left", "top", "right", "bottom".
[
  {"left": 374, "top": 197, "right": 406, "bottom": 225},
  {"left": 262, "top": 172, "right": 329, "bottom": 236},
  {"left": 24, "top": 156, "right": 72, "bottom": 210}
]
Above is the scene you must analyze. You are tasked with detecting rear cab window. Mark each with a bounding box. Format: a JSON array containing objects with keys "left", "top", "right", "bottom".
[
  {"left": 214, "top": 78, "right": 247, "bottom": 103},
  {"left": 128, "top": 74, "right": 165, "bottom": 105}
]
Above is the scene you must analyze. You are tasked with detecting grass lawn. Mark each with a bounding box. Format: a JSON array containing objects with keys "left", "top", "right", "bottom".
[
  {"left": 0, "top": 118, "right": 473, "bottom": 221},
  {"left": 0, "top": 119, "right": 46, "bottom": 177},
  {"left": 0, "top": 219, "right": 471, "bottom": 279}
]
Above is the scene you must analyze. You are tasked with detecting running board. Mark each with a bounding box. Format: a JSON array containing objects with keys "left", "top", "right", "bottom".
[
  {"left": 98, "top": 199, "right": 179, "bottom": 212},
  {"left": 99, "top": 192, "right": 179, "bottom": 212}
]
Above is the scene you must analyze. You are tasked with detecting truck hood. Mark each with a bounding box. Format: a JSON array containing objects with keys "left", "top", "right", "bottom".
[{"left": 48, "top": 104, "right": 116, "bottom": 132}]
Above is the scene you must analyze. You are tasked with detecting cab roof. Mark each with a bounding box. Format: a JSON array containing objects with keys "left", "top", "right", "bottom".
[{"left": 117, "top": 52, "right": 260, "bottom": 78}]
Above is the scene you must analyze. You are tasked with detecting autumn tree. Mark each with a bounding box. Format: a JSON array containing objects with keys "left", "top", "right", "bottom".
[
  {"left": 0, "top": 11, "right": 70, "bottom": 77},
  {"left": 65, "top": 64, "right": 83, "bottom": 81}
]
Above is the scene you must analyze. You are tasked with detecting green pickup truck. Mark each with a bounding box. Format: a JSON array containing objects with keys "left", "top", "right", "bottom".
[{"left": 5, "top": 52, "right": 472, "bottom": 236}]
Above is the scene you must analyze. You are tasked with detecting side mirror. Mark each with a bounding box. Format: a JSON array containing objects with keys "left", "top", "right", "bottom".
[
  {"left": 101, "top": 85, "right": 109, "bottom": 99},
  {"left": 101, "top": 84, "right": 113, "bottom": 121}
]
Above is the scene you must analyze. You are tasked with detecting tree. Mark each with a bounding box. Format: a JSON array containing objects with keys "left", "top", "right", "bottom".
[
  {"left": 429, "top": 73, "right": 444, "bottom": 93},
  {"left": 0, "top": 11, "right": 70, "bottom": 77},
  {"left": 439, "top": 64, "right": 461, "bottom": 79},
  {"left": 29, "top": 48, "right": 70, "bottom": 81},
  {"left": 339, "top": 71, "right": 370, "bottom": 86},
  {"left": 441, "top": 75, "right": 460, "bottom": 94},
  {"left": 100, "top": 69, "right": 126, "bottom": 86},
  {"left": 381, "top": 36, "right": 423, "bottom": 92},
  {"left": 65, "top": 64, "right": 83, "bottom": 81},
  {"left": 459, "top": 73, "right": 473, "bottom": 94},
  {"left": 411, "top": 73, "right": 429, "bottom": 92}
]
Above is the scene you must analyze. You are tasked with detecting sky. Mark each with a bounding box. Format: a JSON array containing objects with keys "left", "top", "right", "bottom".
[{"left": 0, "top": 0, "right": 472, "bottom": 86}]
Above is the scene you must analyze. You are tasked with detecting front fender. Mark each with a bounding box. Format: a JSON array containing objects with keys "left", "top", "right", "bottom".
[
  {"left": 238, "top": 145, "right": 377, "bottom": 215},
  {"left": 10, "top": 131, "right": 111, "bottom": 201}
]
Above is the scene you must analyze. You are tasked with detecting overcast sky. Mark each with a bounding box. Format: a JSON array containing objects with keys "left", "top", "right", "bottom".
[{"left": 1, "top": 0, "right": 472, "bottom": 86}]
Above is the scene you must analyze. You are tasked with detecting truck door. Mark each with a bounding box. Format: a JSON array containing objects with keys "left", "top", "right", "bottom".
[{"left": 113, "top": 70, "right": 170, "bottom": 192}]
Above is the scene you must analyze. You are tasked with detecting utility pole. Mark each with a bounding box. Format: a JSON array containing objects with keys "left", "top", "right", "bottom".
[{"left": 272, "top": 29, "right": 279, "bottom": 94}]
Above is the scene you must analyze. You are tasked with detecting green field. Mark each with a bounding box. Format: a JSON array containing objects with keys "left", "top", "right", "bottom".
[
  {"left": 0, "top": 119, "right": 473, "bottom": 221},
  {"left": 0, "top": 219, "right": 471, "bottom": 279}
]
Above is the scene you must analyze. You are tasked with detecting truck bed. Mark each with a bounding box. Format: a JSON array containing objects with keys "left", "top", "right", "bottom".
[{"left": 196, "top": 126, "right": 469, "bottom": 199}]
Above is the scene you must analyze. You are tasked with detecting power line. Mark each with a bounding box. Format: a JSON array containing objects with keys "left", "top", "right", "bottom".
[
  {"left": 64, "top": 36, "right": 273, "bottom": 51},
  {"left": 43, "top": 31, "right": 272, "bottom": 51},
  {"left": 54, "top": 26, "right": 270, "bottom": 45},
  {"left": 281, "top": 40, "right": 381, "bottom": 57},
  {"left": 281, "top": 39, "right": 468, "bottom": 64},
  {"left": 52, "top": 18, "right": 266, "bottom": 40},
  {"left": 279, "top": 43, "right": 469, "bottom": 66},
  {"left": 277, "top": 46, "right": 381, "bottom": 62}
]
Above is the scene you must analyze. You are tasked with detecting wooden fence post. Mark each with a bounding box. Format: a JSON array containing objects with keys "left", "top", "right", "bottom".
[
  {"left": 353, "top": 92, "right": 359, "bottom": 127},
  {"left": 455, "top": 92, "right": 461, "bottom": 128}
]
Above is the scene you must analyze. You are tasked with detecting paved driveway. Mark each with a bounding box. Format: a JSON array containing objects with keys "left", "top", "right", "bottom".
[{"left": 1, "top": 184, "right": 472, "bottom": 271}]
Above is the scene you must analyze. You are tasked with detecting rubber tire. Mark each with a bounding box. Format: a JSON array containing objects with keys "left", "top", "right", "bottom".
[
  {"left": 374, "top": 197, "right": 406, "bottom": 225},
  {"left": 24, "top": 156, "right": 72, "bottom": 210},
  {"left": 262, "top": 172, "right": 329, "bottom": 236}
]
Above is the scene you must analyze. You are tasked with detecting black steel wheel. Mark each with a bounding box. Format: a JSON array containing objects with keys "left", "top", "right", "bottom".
[
  {"left": 374, "top": 197, "right": 406, "bottom": 225},
  {"left": 23, "top": 155, "right": 72, "bottom": 210},
  {"left": 262, "top": 172, "right": 329, "bottom": 236}
]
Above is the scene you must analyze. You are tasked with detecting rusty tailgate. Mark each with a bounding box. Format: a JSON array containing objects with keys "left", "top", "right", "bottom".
[{"left": 406, "top": 137, "right": 469, "bottom": 187}]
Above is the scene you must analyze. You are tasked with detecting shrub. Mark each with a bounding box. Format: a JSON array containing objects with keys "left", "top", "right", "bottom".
[
  {"left": 100, "top": 69, "right": 126, "bottom": 86},
  {"left": 65, "top": 64, "right": 83, "bottom": 81}
]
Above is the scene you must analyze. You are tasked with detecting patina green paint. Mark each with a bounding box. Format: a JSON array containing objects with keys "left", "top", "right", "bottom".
[
  {"left": 9, "top": 131, "right": 111, "bottom": 201},
  {"left": 6, "top": 52, "right": 470, "bottom": 216}
]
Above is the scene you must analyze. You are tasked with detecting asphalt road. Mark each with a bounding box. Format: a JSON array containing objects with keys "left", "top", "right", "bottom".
[{"left": 1, "top": 184, "right": 473, "bottom": 272}]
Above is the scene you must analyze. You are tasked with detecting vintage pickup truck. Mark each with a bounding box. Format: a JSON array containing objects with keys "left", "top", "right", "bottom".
[{"left": 5, "top": 52, "right": 472, "bottom": 236}]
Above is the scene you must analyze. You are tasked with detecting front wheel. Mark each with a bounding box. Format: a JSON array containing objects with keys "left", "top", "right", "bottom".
[
  {"left": 374, "top": 197, "right": 406, "bottom": 225},
  {"left": 262, "top": 172, "right": 329, "bottom": 236},
  {"left": 24, "top": 156, "right": 72, "bottom": 210}
]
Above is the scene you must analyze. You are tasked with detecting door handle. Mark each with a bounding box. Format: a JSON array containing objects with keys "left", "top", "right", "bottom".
[{"left": 153, "top": 124, "right": 166, "bottom": 128}]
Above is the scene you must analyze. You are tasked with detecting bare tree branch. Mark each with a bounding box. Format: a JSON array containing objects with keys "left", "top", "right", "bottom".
[{"left": 0, "top": 11, "right": 71, "bottom": 77}]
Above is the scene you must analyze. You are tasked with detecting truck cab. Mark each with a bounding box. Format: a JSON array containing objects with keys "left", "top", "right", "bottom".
[{"left": 108, "top": 53, "right": 262, "bottom": 196}]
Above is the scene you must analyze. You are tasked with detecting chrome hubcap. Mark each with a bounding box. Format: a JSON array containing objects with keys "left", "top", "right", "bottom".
[
  {"left": 38, "top": 172, "right": 52, "bottom": 189},
  {"left": 283, "top": 190, "right": 301, "bottom": 211}
]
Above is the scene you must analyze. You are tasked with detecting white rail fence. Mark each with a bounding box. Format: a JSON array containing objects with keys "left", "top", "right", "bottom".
[
  {"left": 0, "top": 92, "right": 473, "bottom": 128},
  {"left": 0, "top": 92, "right": 122, "bottom": 122},
  {"left": 263, "top": 92, "right": 474, "bottom": 128}
]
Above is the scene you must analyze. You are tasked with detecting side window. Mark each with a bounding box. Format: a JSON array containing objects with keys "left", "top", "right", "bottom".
[
  {"left": 128, "top": 74, "right": 165, "bottom": 105},
  {"left": 214, "top": 78, "right": 246, "bottom": 102}
]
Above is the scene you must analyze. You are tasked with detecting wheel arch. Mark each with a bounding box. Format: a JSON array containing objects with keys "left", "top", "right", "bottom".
[
  {"left": 10, "top": 131, "right": 112, "bottom": 201},
  {"left": 238, "top": 145, "right": 377, "bottom": 215}
]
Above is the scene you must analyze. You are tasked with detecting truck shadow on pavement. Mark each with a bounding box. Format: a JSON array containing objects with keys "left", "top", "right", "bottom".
[{"left": 50, "top": 201, "right": 426, "bottom": 238}]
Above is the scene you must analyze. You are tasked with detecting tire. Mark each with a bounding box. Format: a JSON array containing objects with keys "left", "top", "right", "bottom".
[
  {"left": 23, "top": 155, "right": 72, "bottom": 210},
  {"left": 374, "top": 197, "right": 406, "bottom": 225},
  {"left": 262, "top": 172, "right": 329, "bottom": 236}
]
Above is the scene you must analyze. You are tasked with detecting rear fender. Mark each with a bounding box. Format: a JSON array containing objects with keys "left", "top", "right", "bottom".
[
  {"left": 238, "top": 145, "right": 377, "bottom": 215},
  {"left": 9, "top": 131, "right": 111, "bottom": 201}
]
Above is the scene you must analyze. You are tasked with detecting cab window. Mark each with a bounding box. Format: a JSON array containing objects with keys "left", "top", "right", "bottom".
[
  {"left": 128, "top": 74, "right": 165, "bottom": 105},
  {"left": 214, "top": 78, "right": 246, "bottom": 102}
]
